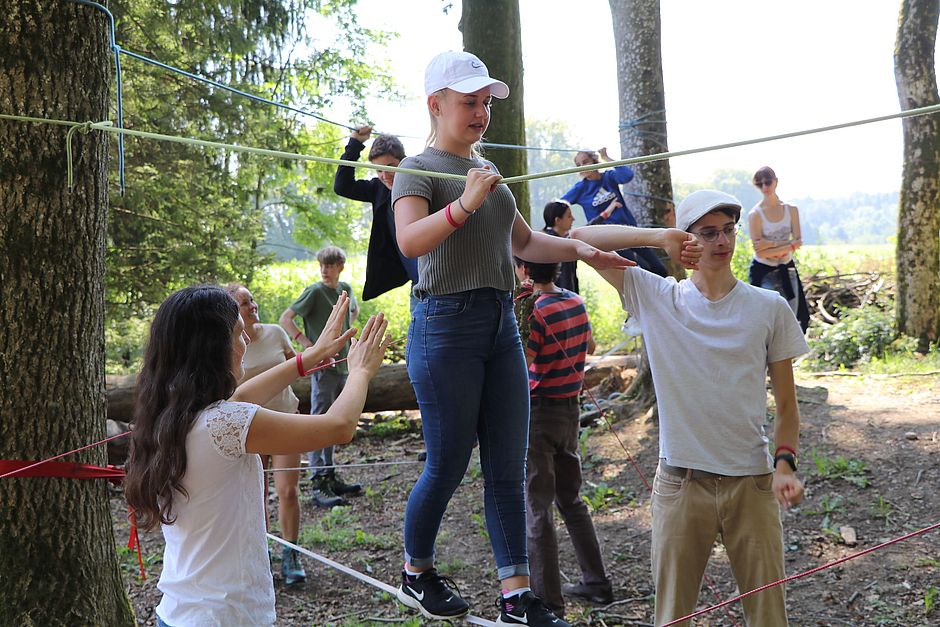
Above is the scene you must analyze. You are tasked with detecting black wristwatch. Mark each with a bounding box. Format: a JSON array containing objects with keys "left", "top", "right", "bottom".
[{"left": 774, "top": 452, "right": 797, "bottom": 472}]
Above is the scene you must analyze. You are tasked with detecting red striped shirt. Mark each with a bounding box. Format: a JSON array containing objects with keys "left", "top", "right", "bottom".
[{"left": 526, "top": 290, "right": 592, "bottom": 398}]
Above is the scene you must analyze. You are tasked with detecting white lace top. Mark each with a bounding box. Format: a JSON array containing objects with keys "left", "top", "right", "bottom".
[{"left": 156, "top": 400, "right": 275, "bottom": 627}]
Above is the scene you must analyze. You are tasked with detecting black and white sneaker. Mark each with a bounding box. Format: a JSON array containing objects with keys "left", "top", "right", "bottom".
[
  {"left": 396, "top": 569, "right": 470, "bottom": 620},
  {"left": 496, "top": 590, "right": 570, "bottom": 626}
]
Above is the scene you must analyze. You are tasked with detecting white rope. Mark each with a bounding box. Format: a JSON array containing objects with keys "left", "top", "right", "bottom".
[
  {"left": 263, "top": 460, "right": 421, "bottom": 473},
  {"left": 267, "top": 534, "right": 496, "bottom": 626}
]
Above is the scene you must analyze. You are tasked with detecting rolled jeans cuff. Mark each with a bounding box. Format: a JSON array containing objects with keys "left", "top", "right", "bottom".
[
  {"left": 405, "top": 550, "right": 435, "bottom": 570},
  {"left": 497, "top": 562, "right": 529, "bottom": 580}
]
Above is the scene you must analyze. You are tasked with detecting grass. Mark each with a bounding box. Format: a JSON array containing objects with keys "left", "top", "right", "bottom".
[
  {"left": 810, "top": 451, "right": 871, "bottom": 488},
  {"left": 581, "top": 481, "right": 636, "bottom": 512},
  {"left": 299, "top": 507, "right": 394, "bottom": 551},
  {"left": 853, "top": 349, "right": 940, "bottom": 376}
]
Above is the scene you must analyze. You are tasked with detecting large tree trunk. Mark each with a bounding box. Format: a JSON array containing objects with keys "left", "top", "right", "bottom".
[
  {"left": 609, "top": 0, "right": 677, "bottom": 421},
  {"left": 894, "top": 0, "right": 940, "bottom": 353},
  {"left": 0, "top": 3, "right": 135, "bottom": 625},
  {"left": 460, "top": 0, "right": 531, "bottom": 222}
]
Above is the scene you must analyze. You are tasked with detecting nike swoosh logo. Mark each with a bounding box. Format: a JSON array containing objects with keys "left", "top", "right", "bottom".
[
  {"left": 407, "top": 586, "right": 425, "bottom": 601},
  {"left": 470, "top": 61, "right": 483, "bottom": 68},
  {"left": 513, "top": 612, "right": 528, "bottom": 624}
]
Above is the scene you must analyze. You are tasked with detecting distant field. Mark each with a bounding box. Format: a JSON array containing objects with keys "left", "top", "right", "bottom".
[
  {"left": 104, "top": 244, "right": 900, "bottom": 372},
  {"left": 798, "top": 243, "right": 893, "bottom": 276}
]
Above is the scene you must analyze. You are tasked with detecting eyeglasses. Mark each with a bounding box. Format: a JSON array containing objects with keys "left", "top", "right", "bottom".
[
  {"left": 755, "top": 179, "right": 775, "bottom": 188},
  {"left": 691, "top": 223, "right": 740, "bottom": 242}
]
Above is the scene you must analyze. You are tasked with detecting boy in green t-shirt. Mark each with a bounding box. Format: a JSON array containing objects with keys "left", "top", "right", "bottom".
[{"left": 280, "top": 246, "right": 361, "bottom": 507}]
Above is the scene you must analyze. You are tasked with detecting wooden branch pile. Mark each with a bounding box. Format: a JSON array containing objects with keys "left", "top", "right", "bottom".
[{"left": 802, "top": 272, "right": 893, "bottom": 325}]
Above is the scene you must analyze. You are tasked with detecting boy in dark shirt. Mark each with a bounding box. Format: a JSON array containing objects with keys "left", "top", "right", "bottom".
[{"left": 334, "top": 125, "right": 418, "bottom": 304}]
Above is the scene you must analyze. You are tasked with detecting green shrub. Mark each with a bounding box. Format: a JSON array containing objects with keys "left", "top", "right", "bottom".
[
  {"left": 806, "top": 305, "right": 896, "bottom": 370},
  {"left": 105, "top": 315, "right": 152, "bottom": 375}
]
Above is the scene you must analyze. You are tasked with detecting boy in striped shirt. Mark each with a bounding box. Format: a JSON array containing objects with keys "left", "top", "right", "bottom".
[{"left": 516, "top": 258, "right": 613, "bottom": 618}]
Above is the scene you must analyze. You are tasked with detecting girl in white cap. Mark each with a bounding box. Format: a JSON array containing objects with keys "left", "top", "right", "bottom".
[{"left": 390, "top": 50, "right": 630, "bottom": 627}]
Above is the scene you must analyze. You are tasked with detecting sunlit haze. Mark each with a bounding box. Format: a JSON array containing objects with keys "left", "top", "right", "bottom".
[{"left": 330, "top": 0, "right": 938, "bottom": 199}]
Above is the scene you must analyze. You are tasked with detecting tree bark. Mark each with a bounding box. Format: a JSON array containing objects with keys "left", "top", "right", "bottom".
[
  {"left": 0, "top": 2, "right": 135, "bottom": 625},
  {"left": 894, "top": 0, "right": 940, "bottom": 353},
  {"left": 609, "top": 0, "right": 676, "bottom": 421},
  {"left": 609, "top": 1, "right": 676, "bottom": 234},
  {"left": 460, "top": 0, "right": 531, "bottom": 222}
]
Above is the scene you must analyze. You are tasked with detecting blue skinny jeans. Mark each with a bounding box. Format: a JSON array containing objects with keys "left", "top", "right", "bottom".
[{"left": 404, "top": 287, "right": 530, "bottom": 580}]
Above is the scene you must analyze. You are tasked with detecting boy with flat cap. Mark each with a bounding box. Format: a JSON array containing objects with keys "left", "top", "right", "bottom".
[{"left": 570, "top": 190, "right": 806, "bottom": 626}]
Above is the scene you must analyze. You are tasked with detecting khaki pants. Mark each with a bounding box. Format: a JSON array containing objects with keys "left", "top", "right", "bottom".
[{"left": 651, "top": 464, "right": 788, "bottom": 626}]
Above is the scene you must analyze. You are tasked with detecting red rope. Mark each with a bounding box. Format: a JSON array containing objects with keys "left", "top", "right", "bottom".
[
  {"left": 662, "top": 520, "right": 940, "bottom": 626},
  {"left": 0, "top": 431, "right": 130, "bottom": 479}
]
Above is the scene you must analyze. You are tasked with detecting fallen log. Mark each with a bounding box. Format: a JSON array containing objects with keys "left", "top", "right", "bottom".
[
  {"left": 105, "top": 363, "right": 419, "bottom": 424},
  {"left": 105, "top": 354, "right": 637, "bottom": 464}
]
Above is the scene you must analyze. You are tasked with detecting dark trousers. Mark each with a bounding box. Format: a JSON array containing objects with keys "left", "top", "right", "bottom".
[{"left": 526, "top": 397, "right": 609, "bottom": 615}]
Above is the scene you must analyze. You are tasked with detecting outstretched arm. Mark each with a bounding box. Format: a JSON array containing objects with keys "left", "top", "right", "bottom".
[
  {"left": 569, "top": 224, "right": 701, "bottom": 290},
  {"left": 241, "top": 294, "right": 356, "bottom": 405},
  {"left": 245, "top": 313, "right": 391, "bottom": 454},
  {"left": 511, "top": 212, "right": 630, "bottom": 269}
]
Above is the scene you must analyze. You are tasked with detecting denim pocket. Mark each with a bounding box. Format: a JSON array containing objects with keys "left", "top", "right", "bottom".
[{"left": 426, "top": 294, "right": 469, "bottom": 319}]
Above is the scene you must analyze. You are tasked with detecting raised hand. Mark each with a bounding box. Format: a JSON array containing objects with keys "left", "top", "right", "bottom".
[
  {"left": 346, "top": 313, "right": 391, "bottom": 378},
  {"left": 301, "top": 292, "right": 357, "bottom": 370},
  {"left": 460, "top": 165, "right": 502, "bottom": 213},
  {"left": 351, "top": 125, "right": 373, "bottom": 143},
  {"left": 661, "top": 229, "right": 703, "bottom": 270}
]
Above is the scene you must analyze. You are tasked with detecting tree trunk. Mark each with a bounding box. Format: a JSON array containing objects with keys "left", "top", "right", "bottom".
[
  {"left": 609, "top": 0, "right": 676, "bottom": 421},
  {"left": 609, "top": 0, "right": 677, "bottom": 236},
  {"left": 0, "top": 3, "right": 135, "bottom": 625},
  {"left": 460, "top": 0, "right": 531, "bottom": 222},
  {"left": 894, "top": 0, "right": 940, "bottom": 353}
]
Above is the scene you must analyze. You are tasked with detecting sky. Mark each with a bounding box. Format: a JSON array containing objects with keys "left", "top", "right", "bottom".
[{"left": 328, "top": 0, "right": 937, "bottom": 200}]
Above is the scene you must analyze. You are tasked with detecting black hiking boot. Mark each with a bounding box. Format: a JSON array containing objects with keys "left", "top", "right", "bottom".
[{"left": 310, "top": 475, "right": 346, "bottom": 508}]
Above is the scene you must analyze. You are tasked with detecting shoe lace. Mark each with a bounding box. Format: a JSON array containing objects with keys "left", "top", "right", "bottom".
[{"left": 428, "top": 570, "right": 463, "bottom": 598}]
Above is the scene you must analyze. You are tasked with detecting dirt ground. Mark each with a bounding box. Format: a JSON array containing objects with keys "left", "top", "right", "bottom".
[{"left": 111, "top": 372, "right": 940, "bottom": 626}]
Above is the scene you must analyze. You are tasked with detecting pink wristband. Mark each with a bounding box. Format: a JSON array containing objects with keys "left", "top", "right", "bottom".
[
  {"left": 293, "top": 330, "right": 303, "bottom": 341},
  {"left": 296, "top": 353, "right": 306, "bottom": 377},
  {"left": 444, "top": 203, "right": 463, "bottom": 229}
]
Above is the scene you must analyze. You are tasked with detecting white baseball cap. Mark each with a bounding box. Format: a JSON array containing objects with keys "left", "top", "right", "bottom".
[
  {"left": 675, "top": 190, "right": 742, "bottom": 232},
  {"left": 424, "top": 51, "right": 510, "bottom": 98}
]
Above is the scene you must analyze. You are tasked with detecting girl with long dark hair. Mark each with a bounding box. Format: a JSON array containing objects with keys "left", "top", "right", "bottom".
[{"left": 125, "top": 286, "right": 388, "bottom": 626}]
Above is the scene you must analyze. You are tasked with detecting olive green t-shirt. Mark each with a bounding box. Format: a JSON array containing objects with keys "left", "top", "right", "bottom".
[
  {"left": 391, "top": 147, "right": 517, "bottom": 296},
  {"left": 289, "top": 281, "right": 356, "bottom": 374}
]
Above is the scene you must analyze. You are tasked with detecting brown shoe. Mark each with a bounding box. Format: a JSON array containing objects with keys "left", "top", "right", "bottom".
[{"left": 561, "top": 580, "right": 613, "bottom": 605}]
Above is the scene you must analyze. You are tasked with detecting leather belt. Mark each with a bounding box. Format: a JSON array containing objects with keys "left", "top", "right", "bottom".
[
  {"left": 660, "top": 461, "right": 726, "bottom": 480},
  {"left": 530, "top": 395, "right": 580, "bottom": 407}
]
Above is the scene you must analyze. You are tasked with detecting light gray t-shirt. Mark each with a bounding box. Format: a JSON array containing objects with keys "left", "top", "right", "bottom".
[
  {"left": 620, "top": 267, "right": 808, "bottom": 475},
  {"left": 391, "top": 147, "right": 517, "bottom": 296}
]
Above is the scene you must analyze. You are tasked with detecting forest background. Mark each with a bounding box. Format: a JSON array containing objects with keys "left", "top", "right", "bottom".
[{"left": 102, "top": 0, "right": 927, "bottom": 374}]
